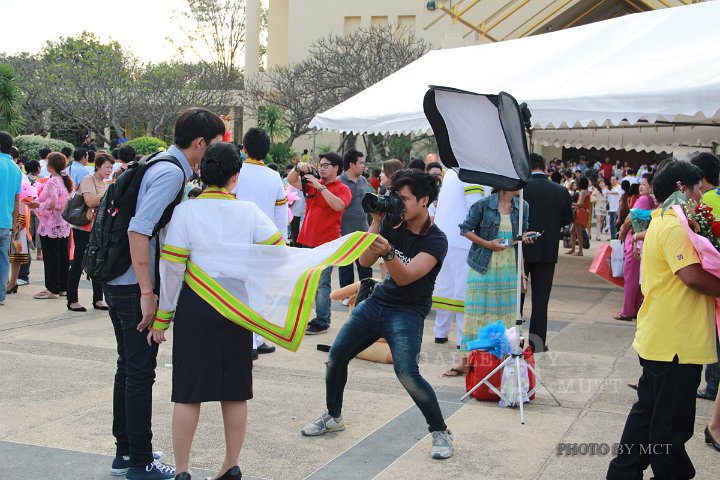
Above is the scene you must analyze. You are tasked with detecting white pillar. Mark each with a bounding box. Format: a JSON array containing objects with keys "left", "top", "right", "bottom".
[{"left": 244, "top": 0, "right": 262, "bottom": 132}]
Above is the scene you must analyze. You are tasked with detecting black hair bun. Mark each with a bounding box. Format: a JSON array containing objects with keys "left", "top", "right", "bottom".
[{"left": 200, "top": 143, "right": 242, "bottom": 187}]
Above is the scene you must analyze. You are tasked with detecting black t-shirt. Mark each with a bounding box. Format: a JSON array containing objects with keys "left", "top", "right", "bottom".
[{"left": 370, "top": 215, "right": 448, "bottom": 316}]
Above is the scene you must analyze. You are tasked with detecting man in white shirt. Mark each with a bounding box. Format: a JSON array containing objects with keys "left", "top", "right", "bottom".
[
  {"left": 622, "top": 168, "right": 638, "bottom": 185},
  {"left": 607, "top": 176, "right": 623, "bottom": 239},
  {"left": 233, "top": 128, "right": 288, "bottom": 357}
]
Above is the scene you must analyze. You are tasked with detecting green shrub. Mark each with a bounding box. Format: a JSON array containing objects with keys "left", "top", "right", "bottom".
[
  {"left": 14, "top": 135, "right": 74, "bottom": 159},
  {"left": 124, "top": 136, "right": 168, "bottom": 156},
  {"left": 267, "top": 143, "right": 295, "bottom": 168}
]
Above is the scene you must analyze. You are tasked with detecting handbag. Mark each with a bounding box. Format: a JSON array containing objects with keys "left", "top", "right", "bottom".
[
  {"left": 582, "top": 229, "right": 590, "bottom": 249},
  {"left": 61, "top": 191, "right": 91, "bottom": 227}
]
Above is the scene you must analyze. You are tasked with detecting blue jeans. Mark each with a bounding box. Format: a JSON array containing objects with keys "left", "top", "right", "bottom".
[
  {"left": 104, "top": 283, "right": 159, "bottom": 468},
  {"left": 608, "top": 211, "right": 618, "bottom": 239},
  {"left": 338, "top": 260, "right": 373, "bottom": 288},
  {"left": 326, "top": 297, "right": 447, "bottom": 432},
  {"left": 0, "top": 228, "right": 10, "bottom": 303},
  {"left": 313, "top": 266, "right": 333, "bottom": 328},
  {"left": 704, "top": 329, "right": 720, "bottom": 397}
]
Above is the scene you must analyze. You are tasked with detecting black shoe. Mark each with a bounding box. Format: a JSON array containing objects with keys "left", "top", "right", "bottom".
[
  {"left": 252, "top": 349, "right": 258, "bottom": 361},
  {"left": 705, "top": 426, "right": 720, "bottom": 452},
  {"left": 175, "top": 473, "right": 192, "bottom": 480},
  {"left": 206, "top": 466, "right": 241, "bottom": 480},
  {"left": 93, "top": 302, "right": 110, "bottom": 311},
  {"left": 305, "top": 323, "right": 329, "bottom": 335},
  {"left": 697, "top": 388, "right": 717, "bottom": 401},
  {"left": 67, "top": 304, "right": 87, "bottom": 312},
  {"left": 257, "top": 342, "right": 276, "bottom": 354},
  {"left": 435, "top": 337, "right": 448, "bottom": 344}
]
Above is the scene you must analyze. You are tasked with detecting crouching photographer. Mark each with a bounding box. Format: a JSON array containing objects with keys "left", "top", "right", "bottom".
[{"left": 300, "top": 169, "right": 455, "bottom": 460}]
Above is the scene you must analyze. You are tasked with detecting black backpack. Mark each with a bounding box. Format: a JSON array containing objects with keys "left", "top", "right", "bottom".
[{"left": 83, "top": 152, "right": 185, "bottom": 283}]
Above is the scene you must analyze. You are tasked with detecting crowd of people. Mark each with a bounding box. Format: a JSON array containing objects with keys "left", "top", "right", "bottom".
[{"left": 2, "top": 117, "right": 719, "bottom": 480}]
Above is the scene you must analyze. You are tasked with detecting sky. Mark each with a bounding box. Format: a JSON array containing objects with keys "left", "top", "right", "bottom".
[{"left": 0, "top": 0, "right": 233, "bottom": 63}]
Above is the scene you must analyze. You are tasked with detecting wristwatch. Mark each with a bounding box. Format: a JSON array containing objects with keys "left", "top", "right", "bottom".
[
  {"left": 319, "top": 185, "right": 327, "bottom": 192},
  {"left": 381, "top": 247, "right": 396, "bottom": 261}
]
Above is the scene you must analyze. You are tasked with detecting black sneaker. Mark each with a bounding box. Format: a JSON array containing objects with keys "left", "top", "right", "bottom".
[
  {"left": 305, "top": 323, "right": 329, "bottom": 335},
  {"left": 252, "top": 349, "right": 259, "bottom": 361},
  {"left": 111, "top": 452, "right": 164, "bottom": 477},
  {"left": 435, "top": 337, "right": 448, "bottom": 344},
  {"left": 257, "top": 342, "right": 276, "bottom": 354},
  {"left": 125, "top": 460, "right": 175, "bottom": 479}
]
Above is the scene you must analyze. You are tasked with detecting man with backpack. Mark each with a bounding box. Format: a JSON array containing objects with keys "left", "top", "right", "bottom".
[{"left": 101, "top": 109, "right": 225, "bottom": 479}]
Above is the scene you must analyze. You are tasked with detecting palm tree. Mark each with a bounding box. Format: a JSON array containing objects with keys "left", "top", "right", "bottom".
[
  {"left": 256, "top": 103, "right": 289, "bottom": 143},
  {"left": 0, "top": 64, "right": 26, "bottom": 135}
]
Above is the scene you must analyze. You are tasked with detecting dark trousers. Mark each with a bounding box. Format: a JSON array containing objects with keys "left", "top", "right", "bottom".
[
  {"left": 289, "top": 216, "right": 301, "bottom": 246},
  {"left": 520, "top": 261, "right": 556, "bottom": 352},
  {"left": 39, "top": 235, "right": 68, "bottom": 294},
  {"left": 66, "top": 228, "right": 103, "bottom": 304},
  {"left": 606, "top": 356, "right": 702, "bottom": 480},
  {"left": 18, "top": 238, "right": 30, "bottom": 281},
  {"left": 338, "top": 259, "right": 373, "bottom": 288},
  {"left": 104, "top": 283, "right": 159, "bottom": 468}
]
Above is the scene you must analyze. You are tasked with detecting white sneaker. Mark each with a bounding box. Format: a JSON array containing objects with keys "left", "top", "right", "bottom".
[
  {"left": 300, "top": 412, "right": 345, "bottom": 436},
  {"left": 16, "top": 279, "right": 28, "bottom": 286},
  {"left": 341, "top": 298, "right": 351, "bottom": 306},
  {"left": 431, "top": 430, "right": 453, "bottom": 459}
]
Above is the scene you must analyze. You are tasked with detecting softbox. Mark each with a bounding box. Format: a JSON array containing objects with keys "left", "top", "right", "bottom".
[{"left": 424, "top": 87, "right": 531, "bottom": 190}]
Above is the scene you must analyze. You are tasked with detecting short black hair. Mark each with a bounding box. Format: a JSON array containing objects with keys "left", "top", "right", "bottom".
[
  {"left": 529, "top": 153, "right": 545, "bottom": 171},
  {"left": 9, "top": 146, "right": 19, "bottom": 159},
  {"left": 38, "top": 147, "right": 51, "bottom": 159},
  {"left": 73, "top": 148, "right": 88, "bottom": 162},
  {"left": 200, "top": 142, "right": 242, "bottom": 187},
  {"left": 118, "top": 145, "right": 136, "bottom": 163},
  {"left": 652, "top": 160, "right": 703, "bottom": 203},
  {"left": 626, "top": 168, "right": 634, "bottom": 176},
  {"left": 630, "top": 183, "right": 639, "bottom": 196},
  {"left": 319, "top": 152, "right": 343, "bottom": 170},
  {"left": 242, "top": 128, "right": 270, "bottom": 160},
  {"left": 111, "top": 148, "right": 120, "bottom": 160},
  {"left": 550, "top": 171, "right": 562, "bottom": 183},
  {"left": 174, "top": 108, "right": 225, "bottom": 149},
  {"left": 0, "top": 131, "right": 13, "bottom": 154},
  {"left": 579, "top": 177, "right": 590, "bottom": 190},
  {"left": 690, "top": 152, "right": 720, "bottom": 187},
  {"left": 425, "top": 162, "right": 442, "bottom": 173},
  {"left": 389, "top": 168, "right": 441, "bottom": 204},
  {"left": 407, "top": 159, "right": 425, "bottom": 170},
  {"left": 24, "top": 159, "right": 40, "bottom": 175},
  {"left": 61, "top": 146, "right": 73, "bottom": 158},
  {"left": 343, "top": 148, "right": 364, "bottom": 171},
  {"left": 266, "top": 162, "right": 278, "bottom": 171}
]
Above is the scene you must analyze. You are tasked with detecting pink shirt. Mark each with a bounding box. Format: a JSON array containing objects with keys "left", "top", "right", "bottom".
[{"left": 38, "top": 176, "right": 72, "bottom": 238}]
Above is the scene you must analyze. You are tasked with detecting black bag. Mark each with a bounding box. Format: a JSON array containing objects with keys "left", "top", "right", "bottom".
[
  {"left": 356, "top": 278, "right": 380, "bottom": 305},
  {"left": 82, "top": 153, "right": 184, "bottom": 282},
  {"left": 582, "top": 229, "right": 590, "bottom": 249},
  {"left": 62, "top": 191, "right": 91, "bottom": 227}
]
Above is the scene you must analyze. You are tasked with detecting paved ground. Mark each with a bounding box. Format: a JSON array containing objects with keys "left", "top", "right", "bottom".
[{"left": 1, "top": 239, "right": 719, "bottom": 479}]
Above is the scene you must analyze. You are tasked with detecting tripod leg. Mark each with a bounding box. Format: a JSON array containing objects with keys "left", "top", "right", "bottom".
[
  {"left": 526, "top": 362, "right": 562, "bottom": 406},
  {"left": 516, "top": 355, "right": 525, "bottom": 424},
  {"left": 460, "top": 355, "right": 512, "bottom": 403}
]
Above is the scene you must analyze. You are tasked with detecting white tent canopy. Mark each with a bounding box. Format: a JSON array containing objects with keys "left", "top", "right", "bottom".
[{"left": 310, "top": 1, "right": 720, "bottom": 151}]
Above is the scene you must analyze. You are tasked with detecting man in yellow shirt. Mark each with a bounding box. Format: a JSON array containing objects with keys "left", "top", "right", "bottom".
[
  {"left": 607, "top": 160, "right": 720, "bottom": 480},
  {"left": 690, "top": 152, "right": 720, "bottom": 402}
]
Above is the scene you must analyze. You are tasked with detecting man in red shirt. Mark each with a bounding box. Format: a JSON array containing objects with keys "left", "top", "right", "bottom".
[
  {"left": 599, "top": 156, "right": 613, "bottom": 181},
  {"left": 288, "top": 152, "right": 351, "bottom": 334}
]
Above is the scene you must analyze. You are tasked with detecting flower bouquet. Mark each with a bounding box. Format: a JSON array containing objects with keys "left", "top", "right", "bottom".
[
  {"left": 629, "top": 208, "right": 652, "bottom": 233},
  {"left": 663, "top": 187, "right": 720, "bottom": 332}
]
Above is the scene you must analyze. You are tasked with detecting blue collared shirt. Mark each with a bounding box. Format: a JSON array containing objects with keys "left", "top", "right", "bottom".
[
  {"left": 459, "top": 193, "right": 529, "bottom": 274},
  {"left": 0, "top": 153, "right": 22, "bottom": 229},
  {"left": 108, "top": 145, "right": 193, "bottom": 286}
]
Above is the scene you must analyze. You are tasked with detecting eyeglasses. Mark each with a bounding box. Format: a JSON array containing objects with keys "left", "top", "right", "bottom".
[{"left": 318, "top": 163, "right": 334, "bottom": 169}]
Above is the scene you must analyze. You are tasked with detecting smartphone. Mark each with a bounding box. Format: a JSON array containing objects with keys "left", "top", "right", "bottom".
[
  {"left": 517, "top": 231, "right": 544, "bottom": 241},
  {"left": 499, "top": 238, "right": 511, "bottom": 247}
]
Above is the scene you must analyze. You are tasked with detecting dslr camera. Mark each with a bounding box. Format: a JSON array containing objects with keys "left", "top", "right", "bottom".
[
  {"left": 299, "top": 166, "right": 321, "bottom": 198},
  {"left": 361, "top": 192, "right": 404, "bottom": 215}
]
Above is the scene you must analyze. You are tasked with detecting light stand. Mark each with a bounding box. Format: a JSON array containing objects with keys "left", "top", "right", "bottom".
[{"left": 424, "top": 87, "right": 562, "bottom": 423}]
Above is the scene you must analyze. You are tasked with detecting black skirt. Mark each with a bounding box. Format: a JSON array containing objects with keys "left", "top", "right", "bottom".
[{"left": 172, "top": 285, "right": 253, "bottom": 403}]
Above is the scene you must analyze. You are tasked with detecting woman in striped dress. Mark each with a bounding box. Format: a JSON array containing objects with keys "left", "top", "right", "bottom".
[
  {"left": 443, "top": 189, "right": 530, "bottom": 377},
  {"left": 6, "top": 202, "right": 30, "bottom": 294}
]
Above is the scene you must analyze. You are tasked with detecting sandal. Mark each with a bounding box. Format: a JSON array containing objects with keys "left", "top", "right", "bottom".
[
  {"left": 442, "top": 367, "right": 467, "bottom": 377},
  {"left": 613, "top": 313, "right": 634, "bottom": 321},
  {"left": 34, "top": 290, "right": 59, "bottom": 300}
]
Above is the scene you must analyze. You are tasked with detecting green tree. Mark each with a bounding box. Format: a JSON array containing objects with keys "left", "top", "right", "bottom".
[
  {"left": 257, "top": 104, "right": 289, "bottom": 142},
  {"left": 33, "top": 32, "right": 136, "bottom": 145},
  {"left": 0, "top": 64, "right": 26, "bottom": 135}
]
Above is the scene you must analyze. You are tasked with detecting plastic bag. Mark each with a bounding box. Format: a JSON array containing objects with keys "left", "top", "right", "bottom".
[
  {"left": 465, "top": 321, "right": 511, "bottom": 359},
  {"left": 499, "top": 359, "right": 530, "bottom": 408},
  {"left": 610, "top": 239, "right": 624, "bottom": 277}
]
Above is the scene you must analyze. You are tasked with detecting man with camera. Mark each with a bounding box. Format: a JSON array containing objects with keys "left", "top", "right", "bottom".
[
  {"left": 287, "top": 152, "right": 351, "bottom": 335},
  {"left": 300, "top": 169, "right": 454, "bottom": 460}
]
